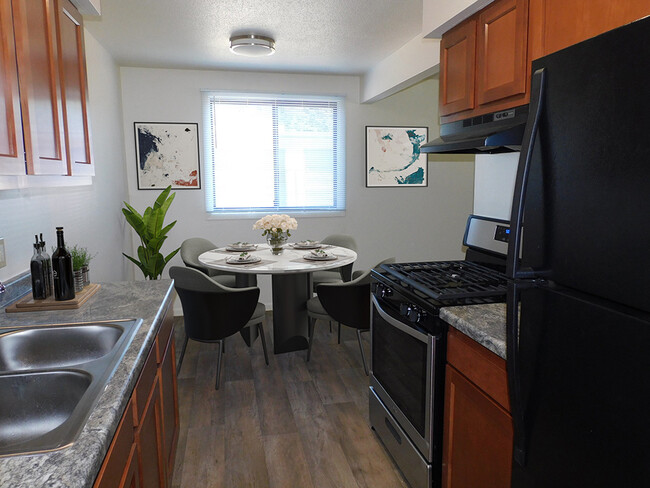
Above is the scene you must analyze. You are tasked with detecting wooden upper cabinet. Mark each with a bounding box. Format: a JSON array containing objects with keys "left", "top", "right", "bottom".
[
  {"left": 529, "top": 0, "right": 650, "bottom": 59},
  {"left": 0, "top": 0, "right": 26, "bottom": 175},
  {"left": 56, "top": 0, "right": 93, "bottom": 176},
  {"left": 476, "top": 0, "right": 528, "bottom": 106},
  {"left": 439, "top": 19, "right": 476, "bottom": 117},
  {"left": 12, "top": 0, "right": 67, "bottom": 175},
  {"left": 439, "top": 0, "right": 530, "bottom": 124}
]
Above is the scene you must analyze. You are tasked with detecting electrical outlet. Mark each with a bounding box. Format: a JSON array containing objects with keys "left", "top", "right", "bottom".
[{"left": 0, "top": 238, "right": 6, "bottom": 268}]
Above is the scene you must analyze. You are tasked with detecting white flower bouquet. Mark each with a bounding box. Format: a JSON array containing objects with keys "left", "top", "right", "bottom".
[
  {"left": 253, "top": 214, "right": 298, "bottom": 254},
  {"left": 252, "top": 214, "right": 298, "bottom": 240}
]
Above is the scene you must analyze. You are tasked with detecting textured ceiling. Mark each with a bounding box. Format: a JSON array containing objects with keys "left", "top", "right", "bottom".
[{"left": 84, "top": 0, "right": 424, "bottom": 75}]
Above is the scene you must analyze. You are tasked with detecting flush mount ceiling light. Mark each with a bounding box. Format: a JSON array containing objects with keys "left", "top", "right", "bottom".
[{"left": 229, "top": 35, "right": 276, "bottom": 57}]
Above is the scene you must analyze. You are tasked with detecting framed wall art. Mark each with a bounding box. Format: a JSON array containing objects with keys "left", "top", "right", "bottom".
[
  {"left": 365, "top": 126, "right": 429, "bottom": 187},
  {"left": 134, "top": 122, "right": 201, "bottom": 190}
]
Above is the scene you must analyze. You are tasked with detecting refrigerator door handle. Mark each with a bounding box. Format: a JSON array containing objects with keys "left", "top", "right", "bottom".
[
  {"left": 507, "top": 281, "right": 527, "bottom": 466},
  {"left": 506, "top": 68, "right": 547, "bottom": 280}
]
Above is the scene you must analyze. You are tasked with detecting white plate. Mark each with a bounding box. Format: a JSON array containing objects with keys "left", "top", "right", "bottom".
[
  {"left": 304, "top": 253, "right": 337, "bottom": 261},
  {"left": 226, "top": 255, "right": 261, "bottom": 264},
  {"left": 293, "top": 243, "right": 322, "bottom": 250},
  {"left": 226, "top": 243, "right": 257, "bottom": 252}
]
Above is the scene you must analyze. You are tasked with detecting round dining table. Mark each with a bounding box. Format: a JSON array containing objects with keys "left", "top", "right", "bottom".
[{"left": 198, "top": 244, "right": 357, "bottom": 354}]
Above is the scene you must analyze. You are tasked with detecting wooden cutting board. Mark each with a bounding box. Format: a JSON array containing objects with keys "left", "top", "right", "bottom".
[{"left": 5, "top": 283, "right": 101, "bottom": 313}]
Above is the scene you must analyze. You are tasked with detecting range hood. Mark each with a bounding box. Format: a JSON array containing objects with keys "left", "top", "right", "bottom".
[{"left": 422, "top": 105, "right": 529, "bottom": 154}]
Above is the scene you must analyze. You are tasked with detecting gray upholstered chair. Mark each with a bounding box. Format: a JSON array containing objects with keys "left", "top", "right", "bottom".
[
  {"left": 180, "top": 237, "right": 237, "bottom": 288},
  {"left": 311, "top": 234, "right": 358, "bottom": 290},
  {"left": 169, "top": 266, "right": 269, "bottom": 389},
  {"left": 306, "top": 257, "right": 395, "bottom": 375}
]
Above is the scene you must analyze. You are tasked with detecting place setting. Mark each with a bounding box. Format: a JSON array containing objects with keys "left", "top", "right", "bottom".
[
  {"left": 221, "top": 251, "right": 270, "bottom": 268},
  {"left": 289, "top": 239, "right": 322, "bottom": 250},
  {"left": 224, "top": 241, "right": 258, "bottom": 252},
  {"left": 301, "top": 248, "right": 338, "bottom": 261}
]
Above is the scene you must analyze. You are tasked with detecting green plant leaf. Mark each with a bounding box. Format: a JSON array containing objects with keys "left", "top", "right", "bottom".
[
  {"left": 159, "top": 220, "right": 177, "bottom": 238},
  {"left": 163, "top": 248, "right": 180, "bottom": 264},
  {"left": 153, "top": 186, "right": 171, "bottom": 210}
]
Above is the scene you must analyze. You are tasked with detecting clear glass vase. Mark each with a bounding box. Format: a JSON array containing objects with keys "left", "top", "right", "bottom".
[{"left": 266, "top": 233, "right": 288, "bottom": 255}]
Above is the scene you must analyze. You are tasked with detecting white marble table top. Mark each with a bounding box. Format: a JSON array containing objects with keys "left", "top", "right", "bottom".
[{"left": 198, "top": 244, "right": 357, "bottom": 275}]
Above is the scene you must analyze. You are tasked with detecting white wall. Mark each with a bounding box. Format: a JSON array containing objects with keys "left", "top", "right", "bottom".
[
  {"left": 473, "top": 152, "right": 519, "bottom": 219},
  {"left": 361, "top": 35, "right": 440, "bottom": 103},
  {"left": 423, "top": 0, "right": 495, "bottom": 38},
  {"left": 119, "top": 69, "right": 474, "bottom": 306},
  {"left": 0, "top": 31, "right": 129, "bottom": 285}
]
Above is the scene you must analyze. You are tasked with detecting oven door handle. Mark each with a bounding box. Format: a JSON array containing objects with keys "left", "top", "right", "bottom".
[{"left": 371, "top": 295, "right": 430, "bottom": 343}]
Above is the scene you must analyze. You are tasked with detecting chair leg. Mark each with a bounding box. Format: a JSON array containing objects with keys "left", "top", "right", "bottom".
[
  {"left": 257, "top": 322, "right": 269, "bottom": 365},
  {"left": 356, "top": 329, "right": 369, "bottom": 376},
  {"left": 306, "top": 318, "right": 315, "bottom": 362},
  {"left": 337, "top": 322, "right": 341, "bottom": 344},
  {"left": 215, "top": 339, "right": 224, "bottom": 390},
  {"left": 176, "top": 333, "right": 189, "bottom": 375}
]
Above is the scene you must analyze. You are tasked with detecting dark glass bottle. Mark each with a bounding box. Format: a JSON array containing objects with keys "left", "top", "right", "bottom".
[
  {"left": 52, "top": 227, "right": 75, "bottom": 301},
  {"left": 30, "top": 236, "right": 47, "bottom": 300},
  {"left": 39, "top": 233, "right": 53, "bottom": 298}
]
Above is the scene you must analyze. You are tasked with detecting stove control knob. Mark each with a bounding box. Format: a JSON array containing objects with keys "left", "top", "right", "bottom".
[
  {"left": 407, "top": 305, "right": 421, "bottom": 323},
  {"left": 380, "top": 286, "right": 393, "bottom": 299}
]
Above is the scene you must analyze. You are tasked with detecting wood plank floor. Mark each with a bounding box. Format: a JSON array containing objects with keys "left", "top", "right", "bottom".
[{"left": 171, "top": 314, "right": 409, "bottom": 488}]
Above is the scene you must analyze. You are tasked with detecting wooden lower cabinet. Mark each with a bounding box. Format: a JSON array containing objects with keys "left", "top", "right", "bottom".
[
  {"left": 160, "top": 332, "right": 179, "bottom": 476},
  {"left": 442, "top": 328, "right": 513, "bottom": 488},
  {"left": 121, "top": 444, "right": 141, "bottom": 488},
  {"left": 94, "top": 304, "right": 178, "bottom": 488},
  {"left": 137, "top": 379, "right": 165, "bottom": 488}
]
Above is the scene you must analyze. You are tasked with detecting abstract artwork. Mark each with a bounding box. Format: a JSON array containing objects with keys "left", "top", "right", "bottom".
[
  {"left": 366, "top": 126, "right": 428, "bottom": 187},
  {"left": 134, "top": 122, "right": 201, "bottom": 190}
]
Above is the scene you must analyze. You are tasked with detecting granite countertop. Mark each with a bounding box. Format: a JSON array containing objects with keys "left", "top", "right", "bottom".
[
  {"left": 440, "top": 302, "right": 507, "bottom": 359},
  {"left": 0, "top": 280, "right": 175, "bottom": 488}
]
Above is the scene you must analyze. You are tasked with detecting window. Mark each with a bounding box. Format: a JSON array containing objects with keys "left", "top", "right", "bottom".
[{"left": 203, "top": 92, "right": 345, "bottom": 215}]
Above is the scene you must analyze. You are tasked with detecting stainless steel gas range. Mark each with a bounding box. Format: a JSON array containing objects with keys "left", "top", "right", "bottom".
[{"left": 369, "top": 215, "right": 511, "bottom": 488}]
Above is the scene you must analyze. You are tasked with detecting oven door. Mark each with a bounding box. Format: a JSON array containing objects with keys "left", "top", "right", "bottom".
[{"left": 370, "top": 294, "right": 438, "bottom": 462}]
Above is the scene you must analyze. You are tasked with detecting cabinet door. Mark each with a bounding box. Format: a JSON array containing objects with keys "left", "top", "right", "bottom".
[
  {"left": 159, "top": 333, "right": 179, "bottom": 483},
  {"left": 442, "top": 366, "right": 513, "bottom": 488},
  {"left": 439, "top": 19, "right": 476, "bottom": 117},
  {"left": 121, "top": 444, "right": 141, "bottom": 488},
  {"left": 0, "top": 0, "right": 26, "bottom": 175},
  {"left": 529, "top": 0, "right": 650, "bottom": 58},
  {"left": 55, "top": 0, "right": 93, "bottom": 176},
  {"left": 137, "top": 379, "right": 166, "bottom": 488},
  {"left": 476, "top": 0, "right": 528, "bottom": 107},
  {"left": 93, "top": 399, "right": 136, "bottom": 488},
  {"left": 11, "top": 0, "right": 67, "bottom": 175}
]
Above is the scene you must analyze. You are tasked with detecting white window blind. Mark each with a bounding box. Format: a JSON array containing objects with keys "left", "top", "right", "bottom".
[{"left": 203, "top": 92, "right": 345, "bottom": 215}]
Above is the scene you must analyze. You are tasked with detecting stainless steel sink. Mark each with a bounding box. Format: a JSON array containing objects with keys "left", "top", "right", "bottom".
[
  {"left": 0, "top": 371, "right": 91, "bottom": 452},
  {"left": 0, "top": 319, "right": 142, "bottom": 457},
  {"left": 0, "top": 324, "right": 123, "bottom": 372}
]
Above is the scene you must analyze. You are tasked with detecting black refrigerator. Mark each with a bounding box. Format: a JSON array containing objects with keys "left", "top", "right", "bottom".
[{"left": 505, "top": 15, "right": 650, "bottom": 488}]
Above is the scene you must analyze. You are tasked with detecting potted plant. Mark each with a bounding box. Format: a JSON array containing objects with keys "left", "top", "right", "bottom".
[
  {"left": 69, "top": 245, "right": 95, "bottom": 291},
  {"left": 122, "top": 185, "right": 180, "bottom": 280}
]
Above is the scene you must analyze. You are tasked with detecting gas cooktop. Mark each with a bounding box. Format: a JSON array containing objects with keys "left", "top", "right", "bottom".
[{"left": 379, "top": 260, "right": 508, "bottom": 302}]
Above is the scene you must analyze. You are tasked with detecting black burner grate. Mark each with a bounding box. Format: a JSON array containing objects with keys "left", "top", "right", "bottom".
[{"left": 380, "top": 261, "right": 508, "bottom": 301}]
